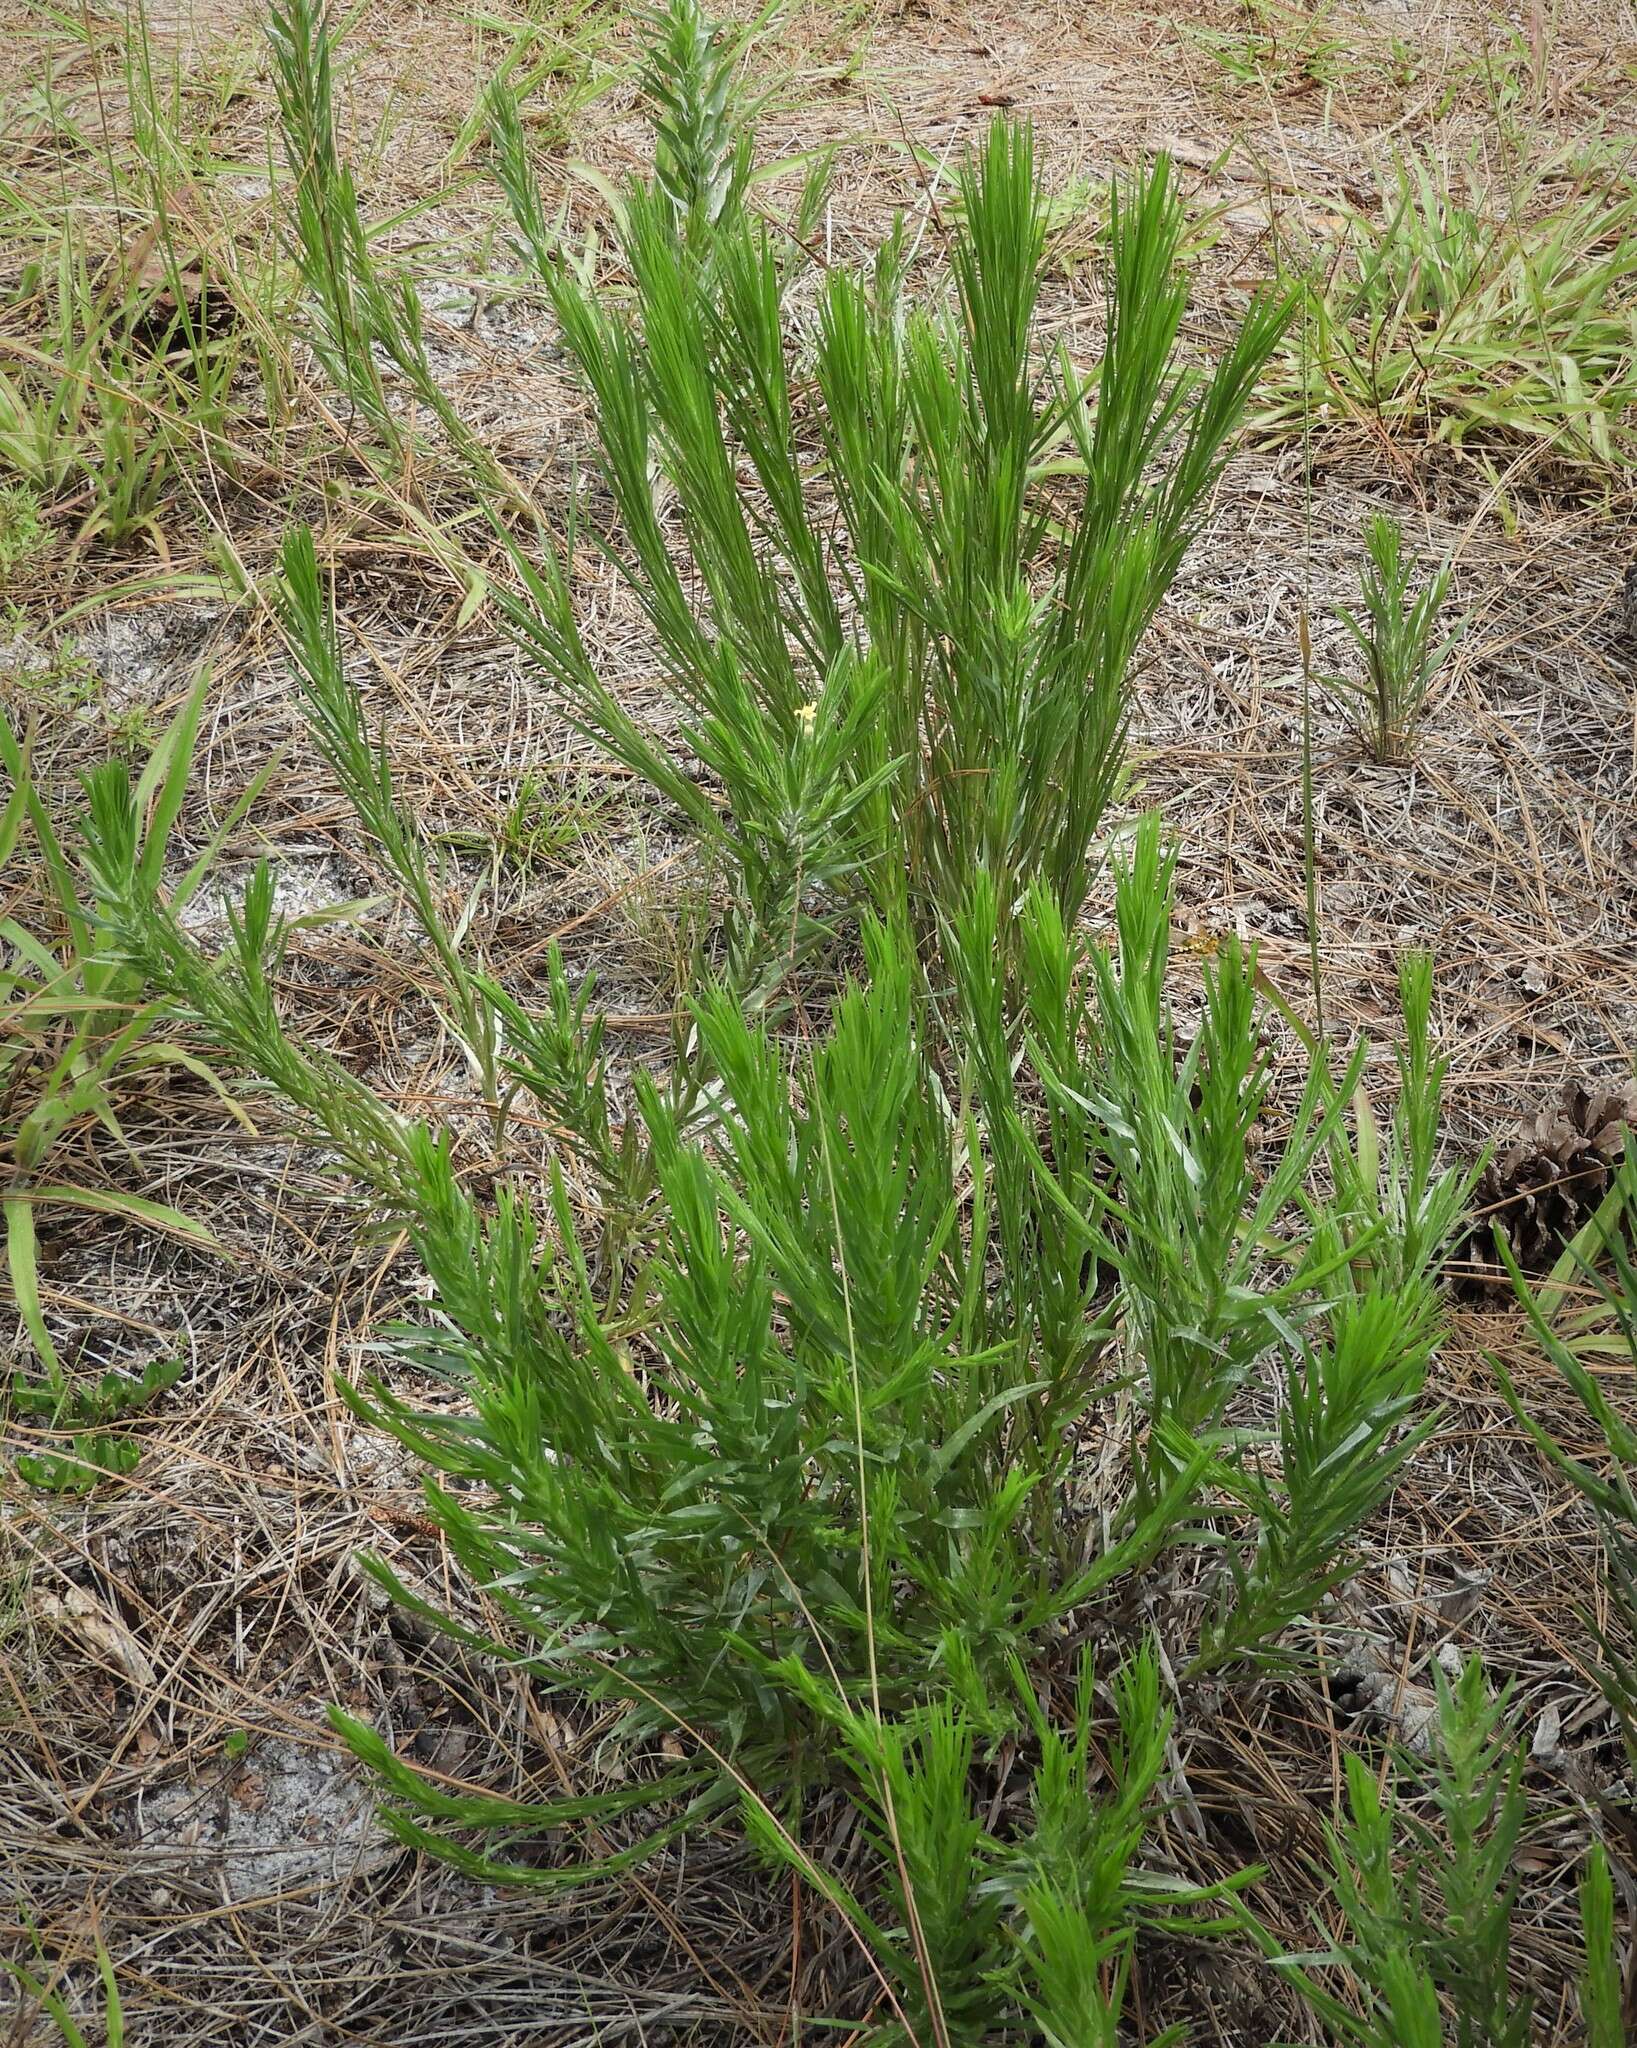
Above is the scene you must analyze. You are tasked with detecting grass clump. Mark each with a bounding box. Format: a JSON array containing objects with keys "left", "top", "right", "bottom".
[
  {"left": 0, "top": 0, "right": 261, "bottom": 568},
  {"left": 0, "top": 676, "right": 262, "bottom": 1482},
  {"left": 1257, "top": 146, "right": 1637, "bottom": 478},
  {"left": 0, "top": 229, "right": 236, "bottom": 560},
  {"left": 1183, "top": 0, "right": 1348, "bottom": 97}
]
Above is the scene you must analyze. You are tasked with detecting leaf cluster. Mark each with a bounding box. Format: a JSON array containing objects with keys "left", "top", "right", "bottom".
[{"left": 487, "top": 112, "right": 1290, "bottom": 990}]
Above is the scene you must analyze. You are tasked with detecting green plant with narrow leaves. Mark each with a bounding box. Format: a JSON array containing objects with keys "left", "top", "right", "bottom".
[
  {"left": 1273, "top": 1751, "right": 1448, "bottom": 2047},
  {"left": 1182, "top": 0, "right": 1348, "bottom": 94},
  {"left": 87, "top": 767, "right": 1453, "bottom": 2037},
  {"left": 77, "top": 11, "right": 1455, "bottom": 2025},
  {"left": 1183, "top": 951, "right": 1481, "bottom": 1657},
  {"left": 0, "top": 678, "right": 277, "bottom": 1488},
  {"left": 280, "top": 0, "right": 1285, "bottom": 1002},
  {"left": 1413, "top": 1659, "right": 1534, "bottom": 2048},
  {"left": 1493, "top": 1140, "right": 1637, "bottom": 1762},
  {"left": 1324, "top": 948, "right": 1481, "bottom": 1304},
  {"left": 1194, "top": 1284, "right": 1440, "bottom": 1672},
  {"left": 487, "top": 109, "right": 1290, "bottom": 991},
  {"left": 89, "top": 844, "right": 1207, "bottom": 1886},
  {"left": 266, "top": 0, "right": 419, "bottom": 457},
  {"left": 0, "top": 225, "right": 237, "bottom": 559},
  {"left": 1325, "top": 511, "right": 1464, "bottom": 764},
  {"left": 0, "top": 678, "right": 261, "bottom": 1381},
  {"left": 442, "top": 0, "right": 611, "bottom": 172},
  {"left": 1579, "top": 1843, "right": 1627, "bottom": 2048},
  {"left": 429, "top": 768, "right": 592, "bottom": 878},
  {"left": 1008, "top": 824, "right": 1452, "bottom": 1668},
  {"left": 744, "top": 1646, "right": 1216, "bottom": 2048},
  {"left": 1266, "top": 1657, "right": 1574, "bottom": 2047},
  {"left": 1026, "top": 816, "right": 1366, "bottom": 1505},
  {"left": 485, "top": 0, "right": 832, "bottom": 299},
  {"left": 1256, "top": 145, "right": 1637, "bottom": 477},
  {"left": 275, "top": 526, "right": 505, "bottom": 1111},
  {"left": 0, "top": 1936, "right": 123, "bottom": 2048},
  {"left": 265, "top": 0, "right": 531, "bottom": 622},
  {"left": 266, "top": 0, "right": 511, "bottom": 512},
  {"left": 638, "top": 0, "right": 759, "bottom": 264}
]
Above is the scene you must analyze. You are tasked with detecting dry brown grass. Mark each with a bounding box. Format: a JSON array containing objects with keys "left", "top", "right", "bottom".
[{"left": 2, "top": 0, "right": 1634, "bottom": 2039}]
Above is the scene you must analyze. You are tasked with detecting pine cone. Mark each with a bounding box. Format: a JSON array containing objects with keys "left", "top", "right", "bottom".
[{"left": 1454, "top": 1080, "right": 1637, "bottom": 1299}]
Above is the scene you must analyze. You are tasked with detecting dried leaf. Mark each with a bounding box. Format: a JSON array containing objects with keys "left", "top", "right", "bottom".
[{"left": 30, "top": 1585, "right": 157, "bottom": 1690}]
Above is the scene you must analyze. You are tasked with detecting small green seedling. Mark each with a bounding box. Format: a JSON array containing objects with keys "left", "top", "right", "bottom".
[{"left": 1327, "top": 510, "right": 1464, "bottom": 763}]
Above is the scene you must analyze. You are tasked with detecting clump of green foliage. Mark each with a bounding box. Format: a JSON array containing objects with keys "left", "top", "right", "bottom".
[
  {"left": 69, "top": 0, "right": 1622, "bottom": 2031},
  {"left": 0, "top": 232, "right": 220, "bottom": 558},
  {"left": 0, "top": 676, "right": 259, "bottom": 1486},
  {"left": 265, "top": 0, "right": 447, "bottom": 467},
  {"left": 1324, "top": 511, "right": 1465, "bottom": 764},
  {"left": 0, "top": 480, "right": 46, "bottom": 586},
  {"left": 1265, "top": 1656, "right": 1625, "bottom": 2047},
  {"left": 93, "top": 760, "right": 1470, "bottom": 2032},
  {"left": 1495, "top": 1143, "right": 1637, "bottom": 1762},
  {"left": 1183, "top": 0, "right": 1348, "bottom": 96},
  {"left": 1257, "top": 147, "right": 1637, "bottom": 478},
  {"left": 482, "top": 71, "right": 1288, "bottom": 995}
]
